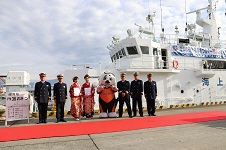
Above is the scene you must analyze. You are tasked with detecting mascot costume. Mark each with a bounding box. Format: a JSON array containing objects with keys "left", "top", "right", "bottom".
[{"left": 97, "top": 72, "right": 118, "bottom": 118}]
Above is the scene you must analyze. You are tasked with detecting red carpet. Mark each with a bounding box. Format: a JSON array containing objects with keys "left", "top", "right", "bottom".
[{"left": 1, "top": 110, "right": 226, "bottom": 142}]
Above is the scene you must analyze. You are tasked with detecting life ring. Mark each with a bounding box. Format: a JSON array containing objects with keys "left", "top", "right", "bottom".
[{"left": 172, "top": 60, "right": 178, "bottom": 69}]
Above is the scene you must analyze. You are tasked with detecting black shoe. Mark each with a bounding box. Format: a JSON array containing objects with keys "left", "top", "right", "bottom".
[
  {"left": 56, "top": 119, "right": 60, "bottom": 123},
  {"left": 61, "top": 119, "right": 67, "bottom": 122},
  {"left": 133, "top": 115, "right": 136, "bottom": 117},
  {"left": 151, "top": 114, "right": 156, "bottom": 116},
  {"left": 140, "top": 115, "right": 144, "bottom": 117},
  {"left": 37, "top": 120, "right": 42, "bottom": 124},
  {"left": 129, "top": 116, "right": 133, "bottom": 118},
  {"left": 148, "top": 114, "right": 151, "bottom": 116},
  {"left": 118, "top": 116, "right": 122, "bottom": 118},
  {"left": 43, "top": 120, "right": 47, "bottom": 123}
]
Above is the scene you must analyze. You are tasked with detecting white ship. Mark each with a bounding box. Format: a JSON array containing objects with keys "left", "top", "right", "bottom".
[{"left": 63, "top": 0, "right": 226, "bottom": 111}]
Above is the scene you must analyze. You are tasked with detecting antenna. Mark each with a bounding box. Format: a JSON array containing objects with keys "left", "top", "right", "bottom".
[
  {"left": 185, "top": 0, "right": 187, "bottom": 25},
  {"left": 160, "top": 0, "right": 163, "bottom": 32},
  {"left": 225, "top": 0, "right": 226, "bottom": 16}
]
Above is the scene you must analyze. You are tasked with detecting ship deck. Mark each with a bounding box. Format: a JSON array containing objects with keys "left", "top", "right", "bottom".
[{"left": 0, "top": 105, "right": 226, "bottom": 150}]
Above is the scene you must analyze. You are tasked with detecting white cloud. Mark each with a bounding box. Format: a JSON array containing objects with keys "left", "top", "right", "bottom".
[{"left": 0, "top": 0, "right": 225, "bottom": 81}]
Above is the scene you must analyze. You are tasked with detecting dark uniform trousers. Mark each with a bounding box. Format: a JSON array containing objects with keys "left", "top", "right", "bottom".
[
  {"left": 117, "top": 80, "right": 132, "bottom": 117},
  {"left": 56, "top": 102, "right": 65, "bottom": 120},
  {"left": 144, "top": 80, "right": 157, "bottom": 115},
  {"left": 54, "top": 82, "right": 67, "bottom": 121},
  {"left": 130, "top": 80, "right": 143, "bottom": 116},
  {"left": 118, "top": 96, "right": 132, "bottom": 117},
  {"left": 132, "top": 96, "right": 143, "bottom": 116},
  {"left": 34, "top": 81, "right": 51, "bottom": 122},
  {"left": 38, "top": 103, "right": 48, "bottom": 122},
  {"left": 146, "top": 96, "right": 155, "bottom": 115}
]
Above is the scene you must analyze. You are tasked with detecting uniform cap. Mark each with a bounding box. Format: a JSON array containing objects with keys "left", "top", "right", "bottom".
[
  {"left": 39, "top": 72, "right": 46, "bottom": 77},
  {"left": 121, "top": 73, "right": 126, "bottom": 76},
  {"left": 133, "top": 72, "right": 139, "bottom": 76},
  {"left": 57, "top": 74, "right": 64, "bottom": 78},
  {"left": 147, "top": 73, "right": 152, "bottom": 77}
]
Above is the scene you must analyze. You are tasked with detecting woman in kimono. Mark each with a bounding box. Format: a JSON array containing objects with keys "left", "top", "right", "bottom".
[
  {"left": 81, "top": 74, "right": 95, "bottom": 119},
  {"left": 69, "top": 76, "right": 82, "bottom": 120}
]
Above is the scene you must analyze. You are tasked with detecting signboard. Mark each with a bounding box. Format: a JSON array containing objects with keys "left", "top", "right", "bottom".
[
  {"left": 172, "top": 45, "right": 226, "bottom": 59},
  {"left": 5, "top": 92, "right": 29, "bottom": 126}
]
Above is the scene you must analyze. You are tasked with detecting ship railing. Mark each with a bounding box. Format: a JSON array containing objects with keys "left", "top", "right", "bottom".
[
  {"left": 70, "top": 63, "right": 103, "bottom": 70},
  {"left": 155, "top": 34, "right": 226, "bottom": 49},
  {"left": 114, "top": 55, "right": 202, "bottom": 71},
  {"left": 154, "top": 34, "right": 179, "bottom": 45}
]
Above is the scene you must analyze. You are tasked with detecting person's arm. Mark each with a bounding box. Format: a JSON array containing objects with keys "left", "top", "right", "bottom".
[
  {"left": 140, "top": 80, "right": 143, "bottom": 95},
  {"left": 126, "top": 81, "right": 130, "bottom": 95},
  {"left": 91, "top": 84, "right": 95, "bottom": 96},
  {"left": 65, "top": 84, "right": 67, "bottom": 102},
  {"left": 144, "top": 82, "right": 147, "bottom": 96},
  {"left": 155, "top": 81, "right": 157, "bottom": 97},
  {"left": 117, "top": 82, "right": 122, "bottom": 94},
  {"left": 53, "top": 84, "right": 56, "bottom": 103},
  {"left": 34, "top": 83, "right": 38, "bottom": 102},
  {"left": 48, "top": 83, "right": 51, "bottom": 102}
]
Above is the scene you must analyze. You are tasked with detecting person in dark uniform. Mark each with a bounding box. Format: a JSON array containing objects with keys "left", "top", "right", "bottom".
[
  {"left": 117, "top": 73, "right": 132, "bottom": 118},
  {"left": 34, "top": 72, "right": 51, "bottom": 124},
  {"left": 130, "top": 72, "right": 143, "bottom": 117},
  {"left": 144, "top": 73, "right": 157, "bottom": 116},
  {"left": 54, "top": 74, "right": 67, "bottom": 123}
]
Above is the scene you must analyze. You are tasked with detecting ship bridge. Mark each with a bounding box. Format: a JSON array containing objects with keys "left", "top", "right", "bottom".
[{"left": 108, "top": 36, "right": 180, "bottom": 73}]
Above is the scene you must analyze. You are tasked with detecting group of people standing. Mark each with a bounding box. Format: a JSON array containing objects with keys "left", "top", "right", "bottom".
[
  {"left": 69, "top": 74, "right": 95, "bottom": 121},
  {"left": 117, "top": 72, "right": 157, "bottom": 118},
  {"left": 34, "top": 71, "right": 157, "bottom": 124},
  {"left": 34, "top": 73, "right": 95, "bottom": 124}
]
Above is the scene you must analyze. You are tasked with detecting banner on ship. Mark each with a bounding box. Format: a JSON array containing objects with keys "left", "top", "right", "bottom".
[
  {"left": 171, "top": 45, "right": 226, "bottom": 59},
  {"left": 5, "top": 92, "right": 29, "bottom": 121}
]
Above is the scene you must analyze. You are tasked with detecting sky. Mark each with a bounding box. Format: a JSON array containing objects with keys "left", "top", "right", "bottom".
[{"left": 0, "top": 0, "right": 225, "bottom": 81}]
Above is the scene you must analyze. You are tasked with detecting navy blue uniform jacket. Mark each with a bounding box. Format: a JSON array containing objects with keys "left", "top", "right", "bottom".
[
  {"left": 53, "top": 82, "right": 67, "bottom": 103},
  {"left": 130, "top": 80, "right": 143, "bottom": 97},
  {"left": 144, "top": 80, "right": 157, "bottom": 99},
  {"left": 117, "top": 80, "right": 130, "bottom": 99},
  {"left": 34, "top": 81, "right": 51, "bottom": 103}
]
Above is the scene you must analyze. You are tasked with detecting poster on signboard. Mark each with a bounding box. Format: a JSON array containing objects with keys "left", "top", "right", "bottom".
[{"left": 5, "top": 92, "right": 29, "bottom": 122}]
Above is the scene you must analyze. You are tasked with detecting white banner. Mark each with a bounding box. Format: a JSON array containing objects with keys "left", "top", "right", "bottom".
[
  {"left": 6, "top": 92, "right": 29, "bottom": 122},
  {"left": 172, "top": 45, "right": 226, "bottom": 59}
]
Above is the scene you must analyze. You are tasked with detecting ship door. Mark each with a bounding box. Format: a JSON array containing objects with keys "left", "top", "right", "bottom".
[{"left": 161, "top": 49, "right": 167, "bottom": 69}]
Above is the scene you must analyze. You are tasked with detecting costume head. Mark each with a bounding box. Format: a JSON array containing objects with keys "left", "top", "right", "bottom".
[
  {"left": 97, "top": 71, "right": 117, "bottom": 118},
  {"left": 98, "top": 72, "right": 116, "bottom": 87}
]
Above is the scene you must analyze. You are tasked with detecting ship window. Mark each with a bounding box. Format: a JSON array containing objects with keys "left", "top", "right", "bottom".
[
  {"left": 118, "top": 51, "right": 123, "bottom": 58},
  {"left": 153, "top": 48, "right": 158, "bottom": 56},
  {"left": 116, "top": 52, "right": 119, "bottom": 59},
  {"left": 121, "top": 48, "right": 126, "bottom": 56},
  {"left": 113, "top": 55, "right": 116, "bottom": 61},
  {"left": 111, "top": 54, "right": 116, "bottom": 62},
  {"left": 140, "top": 46, "right": 149, "bottom": 54},
  {"left": 127, "top": 46, "right": 138, "bottom": 55},
  {"left": 111, "top": 56, "right": 114, "bottom": 62}
]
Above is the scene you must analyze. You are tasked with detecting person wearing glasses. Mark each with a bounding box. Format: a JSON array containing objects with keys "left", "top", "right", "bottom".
[
  {"left": 144, "top": 73, "right": 157, "bottom": 116},
  {"left": 117, "top": 73, "right": 132, "bottom": 118}
]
